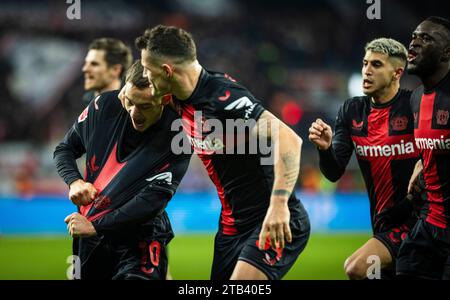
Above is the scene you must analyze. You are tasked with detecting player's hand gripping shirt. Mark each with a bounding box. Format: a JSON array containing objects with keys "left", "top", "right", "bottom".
[{"left": 54, "top": 91, "right": 190, "bottom": 235}]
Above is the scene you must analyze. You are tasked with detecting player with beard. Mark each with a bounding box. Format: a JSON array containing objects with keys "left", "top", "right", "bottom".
[
  {"left": 308, "top": 38, "right": 420, "bottom": 279},
  {"left": 397, "top": 16, "right": 450, "bottom": 279},
  {"left": 125, "top": 25, "right": 310, "bottom": 280}
]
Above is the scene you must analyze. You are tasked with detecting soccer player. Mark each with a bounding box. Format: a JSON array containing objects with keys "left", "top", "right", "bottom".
[
  {"left": 81, "top": 38, "right": 132, "bottom": 105},
  {"left": 53, "top": 60, "right": 190, "bottom": 279},
  {"left": 396, "top": 16, "right": 450, "bottom": 279},
  {"left": 126, "top": 25, "right": 310, "bottom": 280},
  {"left": 308, "top": 38, "right": 419, "bottom": 279}
]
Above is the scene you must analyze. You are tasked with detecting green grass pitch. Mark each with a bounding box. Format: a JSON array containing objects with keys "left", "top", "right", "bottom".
[{"left": 0, "top": 233, "right": 370, "bottom": 280}]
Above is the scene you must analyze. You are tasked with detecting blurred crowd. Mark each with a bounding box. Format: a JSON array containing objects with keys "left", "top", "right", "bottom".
[{"left": 0, "top": 0, "right": 447, "bottom": 196}]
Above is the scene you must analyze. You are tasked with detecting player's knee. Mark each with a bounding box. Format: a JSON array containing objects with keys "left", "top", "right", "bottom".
[{"left": 344, "top": 257, "right": 367, "bottom": 280}]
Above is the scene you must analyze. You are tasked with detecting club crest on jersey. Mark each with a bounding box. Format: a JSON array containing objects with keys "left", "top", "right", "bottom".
[
  {"left": 436, "top": 110, "right": 449, "bottom": 126},
  {"left": 390, "top": 116, "right": 408, "bottom": 131},
  {"left": 352, "top": 119, "right": 364, "bottom": 130},
  {"left": 78, "top": 106, "right": 89, "bottom": 123}
]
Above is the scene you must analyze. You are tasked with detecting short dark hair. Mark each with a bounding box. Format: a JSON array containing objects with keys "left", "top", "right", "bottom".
[
  {"left": 135, "top": 25, "right": 196, "bottom": 63},
  {"left": 425, "top": 16, "right": 450, "bottom": 41},
  {"left": 125, "top": 60, "right": 149, "bottom": 90},
  {"left": 365, "top": 38, "right": 408, "bottom": 67},
  {"left": 88, "top": 38, "right": 133, "bottom": 78}
]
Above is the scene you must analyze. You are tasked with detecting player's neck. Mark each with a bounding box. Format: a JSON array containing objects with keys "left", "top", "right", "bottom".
[
  {"left": 94, "top": 80, "right": 122, "bottom": 96},
  {"left": 371, "top": 83, "right": 399, "bottom": 105},
  {"left": 421, "top": 64, "right": 450, "bottom": 90},
  {"left": 172, "top": 61, "right": 202, "bottom": 100}
]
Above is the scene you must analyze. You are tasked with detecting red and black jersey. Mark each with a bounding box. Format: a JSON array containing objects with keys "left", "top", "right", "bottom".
[
  {"left": 172, "top": 69, "right": 307, "bottom": 235},
  {"left": 410, "top": 71, "right": 450, "bottom": 229},
  {"left": 318, "top": 89, "right": 419, "bottom": 232},
  {"left": 53, "top": 90, "right": 191, "bottom": 236}
]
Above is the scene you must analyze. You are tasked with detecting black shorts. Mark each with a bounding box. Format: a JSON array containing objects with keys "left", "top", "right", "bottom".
[
  {"left": 374, "top": 216, "right": 417, "bottom": 258},
  {"left": 373, "top": 221, "right": 414, "bottom": 279},
  {"left": 75, "top": 213, "right": 173, "bottom": 280},
  {"left": 396, "top": 218, "right": 450, "bottom": 279},
  {"left": 210, "top": 212, "right": 310, "bottom": 280}
]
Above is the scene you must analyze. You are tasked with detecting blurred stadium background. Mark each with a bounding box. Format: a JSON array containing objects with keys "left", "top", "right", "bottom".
[{"left": 0, "top": 0, "right": 447, "bottom": 279}]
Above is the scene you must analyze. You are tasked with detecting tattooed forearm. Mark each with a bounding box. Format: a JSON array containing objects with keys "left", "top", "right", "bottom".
[
  {"left": 283, "top": 169, "right": 299, "bottom": 186},
  {"left": 281, "top": 151, "right": 298, "bottom": 172}
]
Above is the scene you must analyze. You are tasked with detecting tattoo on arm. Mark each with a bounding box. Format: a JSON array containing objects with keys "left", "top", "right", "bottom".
[
  {"left": 272, "top": 189, "right": 291, "bottom": 197},
  {"left": 281, "top": 151, "right": 299, "bottom": 186},
  {"left": 281, "top": 151, "right": 297, "bottom": 172},
  {"left": 283, "top": 170, "right": 298, "bottom": 186}
]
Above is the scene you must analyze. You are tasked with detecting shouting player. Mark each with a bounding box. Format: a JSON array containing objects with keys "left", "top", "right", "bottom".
[
  {"left": 397, "top": 16, "right": 450, "bottom": 279},
  {"left": 308, "top": 38, "right": 419, "bottom": 279},
  {"left": 127, "top": 25, "right": 310, "bottom": 280},
  {"left": 54, "top": 61, "right": 190, "bottom": 279}
]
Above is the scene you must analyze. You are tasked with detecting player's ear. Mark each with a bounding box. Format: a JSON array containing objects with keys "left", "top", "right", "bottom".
[
  {"left": 393, "top": 67, "right": 404, "bottom": 81},
  {"left": 110, "top": 64, "right": 122, "bottom": 78},
  {"left": 442, "top": 45, "right": 450, "bottom": 62},
  {"left": 162, "top": 64, "right": 173, "bottom": 78}
]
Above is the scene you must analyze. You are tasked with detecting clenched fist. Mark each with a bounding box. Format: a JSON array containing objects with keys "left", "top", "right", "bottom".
[
  {"left": 308, "top": 118, "right": 333, "bottom": 151},
  {"left": 69, "top": 179, "right": 97, "bottom": 206}
]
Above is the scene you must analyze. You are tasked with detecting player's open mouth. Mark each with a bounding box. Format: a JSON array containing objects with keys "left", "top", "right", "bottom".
[
  {"left": 362, "top": 79, "right": 373, "bottom": 88},
  {"left": 408, "top": 49, "right": 418, "bottom": 63},
  {"left": 133, "top": 119, "right": 145, "bottom": 128}
]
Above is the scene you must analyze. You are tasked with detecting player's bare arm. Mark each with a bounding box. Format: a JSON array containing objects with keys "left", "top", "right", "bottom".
[
  {"left": 253, "top": 110, "right": 302, "bottom": 250},
  {"left": 308, "top": 118, "right": 333, "bottom": 151},
  {"left": 68, "top": 179, "right": 97, "bottom": 206}
]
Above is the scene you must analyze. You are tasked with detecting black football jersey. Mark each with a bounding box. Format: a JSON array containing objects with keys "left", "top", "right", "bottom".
[
  {"left": 319, "top": 89, "right": 419, "bottom": 232},
  {"left": 172, "top": 69, "right": 306, "bottom": 235},
  {"left": 54, "top": 90, "right": 191, "bottom": 235},
  {"left": 410, "top": 71, "right": 450, "bottom": 229}
]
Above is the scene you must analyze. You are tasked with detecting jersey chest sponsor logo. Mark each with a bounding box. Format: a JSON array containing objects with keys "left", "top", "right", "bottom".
[
  {"left": 353, "top": 140, "right": 415, "bottom": 157},
  {"left": 187, "top": 135, "right": 225, "bottom": 152},
  {"left": 436, "top": 110, "right": 449, "bottom": 126},
  {"left": 93, "top": 195, "right": 111, "bottom": 210},
  {"left": 415, "top": 135, "right": 450, "bottom": 150}
]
